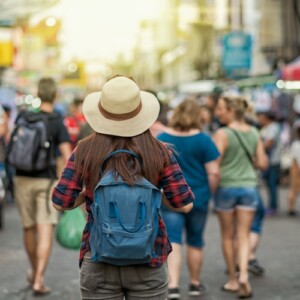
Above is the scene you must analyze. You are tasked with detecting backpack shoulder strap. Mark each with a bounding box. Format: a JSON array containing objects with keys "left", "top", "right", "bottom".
[
  {"left": 15, "top": 110, "right": 31, "bottom": 123},
  {"left": 227, "top": 128, "right": 254, "bottom": 166},
  {"left": 100, "top": 150, "right": 142, "bottom": 175}
]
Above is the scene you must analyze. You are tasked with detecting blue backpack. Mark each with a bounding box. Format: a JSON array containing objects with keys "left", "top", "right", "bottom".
[{"left": 90, "top": 150, "right": 162, "bottom": 266}]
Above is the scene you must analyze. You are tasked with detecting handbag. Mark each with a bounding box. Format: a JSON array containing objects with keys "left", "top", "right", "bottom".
[{"left": 56, "top": 207, "right": 86, "bottom": 250}]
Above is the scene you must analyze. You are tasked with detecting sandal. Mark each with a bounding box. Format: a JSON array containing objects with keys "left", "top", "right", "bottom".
[
  {"left": 238, "top": 282, "right": 253, "bottom": 299},
  {"left": 32, "top": 286, "right": 51, "bottom": 297},
  {"left": 221, "top": 283, "right": 238, "bottom": 293},
  {"left": 248, "top": 259, "right": 265, "bottom": 276}
]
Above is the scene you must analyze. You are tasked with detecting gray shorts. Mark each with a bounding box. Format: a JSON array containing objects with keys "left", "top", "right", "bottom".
[{"left": 80, "top": 252, "right": 168, "bottom": 300}]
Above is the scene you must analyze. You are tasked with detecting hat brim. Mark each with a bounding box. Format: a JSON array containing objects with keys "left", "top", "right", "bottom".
[{"left": 82, "top": 91, "right": 160, "bottom": 137}]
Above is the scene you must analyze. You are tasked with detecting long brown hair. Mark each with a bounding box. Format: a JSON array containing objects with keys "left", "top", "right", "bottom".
[{"left": 75, "top": 129, "right": 170, "bottom": 190}]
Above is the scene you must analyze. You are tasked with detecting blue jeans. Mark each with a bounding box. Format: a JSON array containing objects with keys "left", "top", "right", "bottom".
[
  {"left": 160, "top": 206, "right": 208, "bottom": 248},
  {"left": 262, "top": 164, "right": 280, "bottom": 210},
  {"left": 251, "top": 189, "right": 265, "bottom": 234}
]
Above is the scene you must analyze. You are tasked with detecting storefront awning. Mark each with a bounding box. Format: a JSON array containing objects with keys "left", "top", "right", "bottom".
[
  {"left": 281, "top": 57, "right": 300, "bottom": 81},
  {"left": 234, "top": 75, "right": 276, "bottom": 88}
]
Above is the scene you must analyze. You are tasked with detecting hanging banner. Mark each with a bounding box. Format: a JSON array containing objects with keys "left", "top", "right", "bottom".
[{"left": 222, "top": 31, "right": 252, "bottom": 78}]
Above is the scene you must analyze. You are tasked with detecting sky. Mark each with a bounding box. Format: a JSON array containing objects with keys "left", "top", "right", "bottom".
[{"left": 32, "top": 0, "right": 160, "bottom": 62}]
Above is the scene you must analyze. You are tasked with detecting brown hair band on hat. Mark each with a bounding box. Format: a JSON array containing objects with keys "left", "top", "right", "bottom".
[{"left": 98, "top": 101, "right": 142, "bottom": 121}]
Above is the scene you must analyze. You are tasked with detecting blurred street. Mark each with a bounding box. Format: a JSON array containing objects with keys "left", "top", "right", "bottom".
[
  {"left": 0, "top": 0, "right": 300, "bottom": 299},
  {"left": 0, "top": 186, "right": 299, "bottom": 300}
]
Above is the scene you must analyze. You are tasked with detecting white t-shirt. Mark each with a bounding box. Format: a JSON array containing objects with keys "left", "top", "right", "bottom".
[
  {"left": 290, "top": 140, "right": 300, "bottom": 167},
  {"left": 260, "top": 122, "right": 281, "bottom": 165}
]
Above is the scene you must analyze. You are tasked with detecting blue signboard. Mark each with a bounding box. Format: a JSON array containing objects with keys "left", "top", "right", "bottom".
[
  {"left": 222, "top": 31, "right": 252, "bottom": 78},
  {"left": 0, "top": 19, "right": 14, "bottom": 27}
]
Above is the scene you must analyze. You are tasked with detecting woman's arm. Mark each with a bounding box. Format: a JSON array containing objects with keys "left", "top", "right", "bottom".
[
  {"left": 162, "top": 194, "right": 193, "bottom": 213},
  {"left": 53, "top": 192, "right": 86, "bottom": 211},
  {"left": 160, "top": 148, "right": 194, "bottom": 213},
  {"left": 212, "top": 129, "right": 227, "bottom": 164},
  {"left": 205, "top": 160, "right": 220, "bottom": 194},
  {"left": 255, "top": 139, "right": 269, "bottom": 170},
  {"left": 52, "top": 152, "right": 84, "bottom": 211}
]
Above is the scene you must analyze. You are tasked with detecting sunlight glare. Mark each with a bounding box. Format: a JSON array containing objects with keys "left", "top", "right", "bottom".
[{"left": 32, "top": 0, "right": 160, "bottom": 61}]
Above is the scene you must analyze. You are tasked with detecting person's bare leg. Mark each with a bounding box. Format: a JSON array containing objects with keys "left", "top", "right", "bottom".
[
  {"left": 288, "top": 189, "right": 297, "bottom": 212},
  {"left": 32, "top": 224, "right": 54, "bottom": 292},
  {"left": 249, "top": 232, "right": 260, "bottom": 261},
  {"left": 167, "top": 243, "right": 182, "bottom": 288},
  {"left": 236, "top": 209, "right": 255, "bottom": 294},
  {"left": 187, "top": 246, "right": 203, "bottom": 285},
  {"left": 24, "top": 227, "right": 37, "bottom": 283},
  {"left": 217, "top": 211, "right": 239, "bottom": 291}
]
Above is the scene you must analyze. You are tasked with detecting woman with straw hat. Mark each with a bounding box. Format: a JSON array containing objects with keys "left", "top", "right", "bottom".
[{"left": 52, "top": 75, "right": 194, "bottom": 300}]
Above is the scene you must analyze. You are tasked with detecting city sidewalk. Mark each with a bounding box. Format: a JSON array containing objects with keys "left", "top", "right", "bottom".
[{"left": 0, "top": 187, "right": 299, "bottom": 300}]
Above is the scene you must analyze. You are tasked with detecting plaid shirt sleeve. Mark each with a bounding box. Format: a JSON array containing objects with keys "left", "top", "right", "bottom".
[
  {"left": 159, "top": 147, "right": 194, "bottom": 208},
  {"left": 52, "top": 152, "right": 83, "bottom": 208}
]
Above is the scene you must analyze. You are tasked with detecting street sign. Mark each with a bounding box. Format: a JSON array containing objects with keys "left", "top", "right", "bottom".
[
  {"left": 221, "top": 31, "right": 252, "bottom": 78},
  {"left": 0, "top": 19, "right": 14, "bottom": 27}
]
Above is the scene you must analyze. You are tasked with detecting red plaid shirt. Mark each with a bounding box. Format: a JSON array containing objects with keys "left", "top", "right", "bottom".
[{"left": 52, "top": 146, "right": 194, "bottom": 268}]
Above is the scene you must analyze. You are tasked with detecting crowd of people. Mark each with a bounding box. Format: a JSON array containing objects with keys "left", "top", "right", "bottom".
[{"left": 0, "top": 75, "right": 299, "bottom": 299}]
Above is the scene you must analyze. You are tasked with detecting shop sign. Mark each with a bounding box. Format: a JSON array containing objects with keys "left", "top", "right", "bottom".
[
  {"left": 0, "top": 28, "right": 13, "bottom": 67},
  {"left": 222, "top": 31, "right": 252, "bottom": 78}
]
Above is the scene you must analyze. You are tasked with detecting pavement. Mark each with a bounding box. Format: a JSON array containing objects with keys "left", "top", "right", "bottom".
[{"left": 0, "top": 187, "right": 299, "bottom": 300}]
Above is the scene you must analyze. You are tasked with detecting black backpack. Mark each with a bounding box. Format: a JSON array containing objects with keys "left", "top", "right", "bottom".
[{"left": 7, "top": 111, "right": 56, "bottom": 172}]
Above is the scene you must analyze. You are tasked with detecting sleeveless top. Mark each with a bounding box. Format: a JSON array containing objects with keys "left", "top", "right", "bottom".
[{"left": 220, "top": 127, "right": 259, "bottom": 187}]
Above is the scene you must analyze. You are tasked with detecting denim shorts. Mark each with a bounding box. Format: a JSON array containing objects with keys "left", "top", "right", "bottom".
[
  {"left": 214, "top": 187, "right": 259, "bottom": 212},
  {"left": 160, "top": 207, "right": 208, "bottom": 248},
  {"left": 251, "top": 189, "right": 265, "bottom": 234}
]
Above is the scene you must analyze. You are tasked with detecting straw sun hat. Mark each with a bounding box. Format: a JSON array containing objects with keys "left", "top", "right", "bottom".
[{"left": 82, "top": 76, "right": 160, "bottom": 137}]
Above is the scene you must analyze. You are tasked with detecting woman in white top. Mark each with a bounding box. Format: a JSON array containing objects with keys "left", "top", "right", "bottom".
[{"left": 288, "top": 123, "right": 300, "bottom": 215}]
